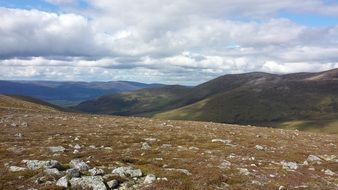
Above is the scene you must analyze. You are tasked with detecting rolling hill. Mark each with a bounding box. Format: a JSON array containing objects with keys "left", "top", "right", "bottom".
[
  {"left": 0, "top": 80, "right": 163, "bottom": 107},
  {"left": 75, "top": 68, "right": 338, "bottom": 133}
]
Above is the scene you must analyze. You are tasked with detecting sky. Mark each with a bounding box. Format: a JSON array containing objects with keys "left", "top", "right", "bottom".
[{"left": 0, "top": 0, "right": 338, "bottom": 85}]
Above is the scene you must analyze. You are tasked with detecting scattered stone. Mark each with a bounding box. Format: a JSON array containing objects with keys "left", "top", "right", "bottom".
[
  {"left": 44, "top": 168, "right": 62, "bottom": 176},
  {"left": 238, "top": 168, "right": 250, "bottom": 176},
  {"left": 144, "top": 174, "right": 156, "bottom": 184},
  {"left": 255, "top": 145, "right": 264, "bottom": 151},
  {"left": 89, "top": 145, "right": 96, "bottom": 149},
  {"left": 74, "top": 144, "right": 81, "bottom": 150},
  {"left": 211, "top": 139, "right": 235, "bottom": 146},
  {"left": 66, "top": 168, "right": 81, "bottom": 178},
  {"left": 324, "top": 169, "right": 335, "bottom": 176},
  {"left": 10, "top": 123, "right": 17, "bottom": 127},
  {"left": 73, "top": 149, "right": 79, "bottom": 154},
  {"left": 70, "top": 176, "right": 106, "bottom": 190},
  {"left": 107, "top": 179, "right": 119, "bottom": 189},
  {"left": 21, "top": 122, "right": 28, "bottom": 127},
  {"left": 144, "top": 138, "right": 157, "bottom": 142},
  {"left": 56, "top": 176, "right": 69, "bottom": 188},
  {"left": 69, "top": 159, "right": 89, "bottom": 171},
  {"left": 165, "top": 168, "right": 192, "bottom": 176},
  {"left": 14, "top": 133, "right": 22, "bottom": 138},
  {"left": 281, "top": 161, "right": 299, "bottom": 171},
  {"left": 306, "top": 155, "right": 321, "bottom": 163},
  {"left": 23, "top": 160, "right": 63, "bottom": 170},
  {"left": 278, "top": 186, "right": 286, "bottom": 190},
  {"left": 141, "top": 142, "right": 151, "bottom": 150},
  {"left": 319, "top": 155, "right": 337, "bottom": 161},
  {"left": 218, "top": 160, "right": 231, "bottom": 169},
  {"left": 9, "top": 166, "right": 26, "bottom": 172},
  {"left": 89, "top": 167, "right": 105, "bottom": 176},
  {"left": 47, "top": 146, "right": 66, "bottom": 153},
  {"left": 189, "top": 146, "right": 199, "bottom": 151},
  {"left": 112, "top": 166, "right": 143, "bottom": 178}
]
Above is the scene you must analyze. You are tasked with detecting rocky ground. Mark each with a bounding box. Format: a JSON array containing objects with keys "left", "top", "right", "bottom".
[{"left": 0, "top": 95, "right": 338, "bottom": 190}]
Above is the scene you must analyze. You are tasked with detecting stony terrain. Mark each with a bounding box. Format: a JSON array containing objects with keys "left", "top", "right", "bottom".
[{"left": 0, "top": 95, "right": 338, "bottom": 190}]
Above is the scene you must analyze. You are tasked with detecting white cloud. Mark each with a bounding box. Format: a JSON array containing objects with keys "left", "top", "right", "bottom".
[{"left": 0, "top": 1, "right": 338, "bottom": 84}]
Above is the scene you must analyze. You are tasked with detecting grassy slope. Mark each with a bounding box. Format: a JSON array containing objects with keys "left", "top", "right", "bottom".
[
  {"left": 154, "top": 80, "right": 338, "bottom": 133},
  {"left": 75, "top": 85, "right": 190, "bottom": 115},
  {"left": 75, "top": 69, "right": 338, "bottom": 133}
]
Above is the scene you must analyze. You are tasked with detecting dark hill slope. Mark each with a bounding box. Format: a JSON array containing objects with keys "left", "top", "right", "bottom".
[{"left": 75, "top": 68, "right": 338, "bottom": 133}]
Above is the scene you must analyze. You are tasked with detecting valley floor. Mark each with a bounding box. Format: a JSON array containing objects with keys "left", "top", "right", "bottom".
[{"left": 0, "top": 106, "right": 338, "bottom": 189}]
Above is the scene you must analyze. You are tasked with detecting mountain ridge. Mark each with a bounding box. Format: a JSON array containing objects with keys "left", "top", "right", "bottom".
[{"left": 74, "top": 68, "right": 338, "bottom": 133}]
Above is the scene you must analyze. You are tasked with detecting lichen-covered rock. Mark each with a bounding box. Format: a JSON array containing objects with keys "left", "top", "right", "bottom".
[
  {"left": 44, "top": 168, "right": 62, "bottom": 176},
  {"left": 69, "top": 159, "right": 89, "bottom": 171},
  {"left": 89, "top": 167, "right": 105, "bottom": 176},
  {"left": 112, "top": 166, "right": 143, "bottom": 178},
  {"left": 9, "top": 166, "right": 26, "bottom": 172},
  {"left": 23, "top": 160, "right": 63, "bottom": 170},
  {"left": 47, "top": 146, "right": 65, "bottom": 153},
  {"left": 56, "top": 176, "right": 69, "bottom": 188},
  {"left": 144, "top": 174, "right": 156, "bottom": 184},
  {"left": 281, "top": 161, "right": 299, "bottom": 170},
  {"left": 66, "top": 168, "right": 81, "bottom": 178},
  {"left": 69, "top": 176, "right": 106, "bottom": 190},
  {"left": 107, "top": 179, "right": 119, "bottom": 189},
  {"left": 307, "top": 155, "right": 321, "bottom": 163}
]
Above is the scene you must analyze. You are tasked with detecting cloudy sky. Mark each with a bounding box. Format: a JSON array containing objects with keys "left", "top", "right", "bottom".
[{"left": 1, "top": 0, "right": 338, "bottom": 85}]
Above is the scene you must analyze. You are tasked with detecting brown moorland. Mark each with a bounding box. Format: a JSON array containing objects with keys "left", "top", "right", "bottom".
[{"left": 0, "top": 95, "right": 337, "bottom": 190}]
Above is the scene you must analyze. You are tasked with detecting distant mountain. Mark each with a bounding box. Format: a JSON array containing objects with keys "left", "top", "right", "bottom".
[
  {"left": 75, "top": 68, "right": 338, "bottom": 133},
  {"left": 0, "top": 80, "right": 163, "bottom": 106}
]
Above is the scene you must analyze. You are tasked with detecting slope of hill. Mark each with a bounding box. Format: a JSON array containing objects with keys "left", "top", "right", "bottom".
[
  {"left": 0, "top": 95, "right": 62, "bottom": 112},
  {"left": 1, "top": 93, "right": 338, "bottom": 190},
  {"left": 75, "top": 85, "right": 190, "bottom": 115},
  {"left": 0, "top": 80, "right": 163, "bottom": 107},
  {"left": 75, "top": 68, "right": 338, "bottom": 133}
]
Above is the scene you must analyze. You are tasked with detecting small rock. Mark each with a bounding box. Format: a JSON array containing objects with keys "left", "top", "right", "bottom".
[
  {"left": 44, "top": 168, "right": 62, "bottom": 176},
  {"left": 165, "top": 168, "right": 192, "bottom": 176},
  {"left": 48, "top": 146, "right": 66, "bottom": 153},
  {"left": 218, "top": 160, "right": 231, "bottom": 169},
  {"left": 21, "top": 122, "right": 28, "bottom": 127},
  {"left": 324, "top": 169, "right": 335, "bottom": 176},
  {"left": 211, "top": 139, "right": 235, "bottom": 146},
  {"left": 112, "top": 166, "right": 143, "bottom": 178},
  {"left": 69, "top": 159, "right": 90, "bottom": 171},
  {"left": 238, "top": 168, "right": 250, "bottom": 176},
  {"left": 9, "top": 166, "right": 26, "bottom": 172},
  {"left": 66, "top": 168, "right": 81, "bottom": 178},
  {"left": 23, "top": 160, "right": 63, "bottom": 170},
  {"left": 141, "top": 142, "right": 151, "bottom": 150},
  {"left": 56, "top": 176, "right": 69, "bottom": 188},
  {"left": 89, "top": 167, "right": 105, "bottom": 176},
  {"left": 306, "top": 155, "right": 321, "bottom": 163},
  {"left": 278, "top": 186, "right": 286, "bottom": 190},
  {"left": 14, "top": 133, "right": 22, "bottom": 138},
  {"left": 74, "top": 144, "right": 81, "bottom": 150},
  {"left": 281, "top": 161, "right": 298, "bottom": 171},
  {"left": 70, "top": 176, "right": 106, "bottom": 190},
  {"left": 10, "top": 123, "right": 17, "bottom": 127},
  {"left": 255, "top": 145, "right": 264, "bottom": 151},
  {"left": 107, "top": 179, "right": 119, "bottom": 189},
  {"left": 144, "top": 174, "right": 156, "bottom": 184}
]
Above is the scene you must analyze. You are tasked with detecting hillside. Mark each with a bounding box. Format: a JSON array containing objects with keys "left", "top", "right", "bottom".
[
  {"left": 1, "top": 94, "right": 338, "bottom": 189},
  {"left": 0, "top": 80, "right": 163, "bottom": 107},
  {"left": 75, "top": 85, "right": 190, "bottom": 115},
  {"left": 75, "top": 68, "right": 338, "bottom": 133}
]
